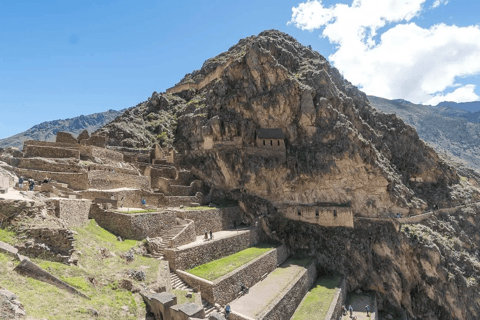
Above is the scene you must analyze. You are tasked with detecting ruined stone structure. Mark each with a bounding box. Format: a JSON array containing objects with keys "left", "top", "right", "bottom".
[{"left": 278, "top": 202, "right": 354, "bottom": 228}]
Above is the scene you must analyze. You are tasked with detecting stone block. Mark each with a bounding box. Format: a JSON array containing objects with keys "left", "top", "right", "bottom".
[
  {"left": 171, "top": 302, "right": 205, "bottom": 320},
  {"left": 209, "top": 312, "right": 226, "bottom": 320},
  {"left": 142, "top": 292, "right": 177, "bottom": 320}
]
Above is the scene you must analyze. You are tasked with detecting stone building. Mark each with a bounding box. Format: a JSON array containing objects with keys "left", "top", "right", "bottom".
[
  {"left": 255, "top": 128, "right": 286, "bottom": 150},
  {"left": 279, "top": 202, "right": 354, "bottom": 228}
]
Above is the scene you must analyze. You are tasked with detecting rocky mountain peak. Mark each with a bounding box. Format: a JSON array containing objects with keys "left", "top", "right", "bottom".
[{"left": 97, "top": 30, "right": 475, "bottom": 216}]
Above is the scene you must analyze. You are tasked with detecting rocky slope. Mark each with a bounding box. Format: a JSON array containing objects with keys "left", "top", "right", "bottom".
[
  {"left": 98, "top": 30, "right": 468, "bottom": 216},
  {"left": 368, "top": 96, "right": 480, "bottom": 174},
  {"left": 0, "top": 109, "right": 124, "bottom": 149}
]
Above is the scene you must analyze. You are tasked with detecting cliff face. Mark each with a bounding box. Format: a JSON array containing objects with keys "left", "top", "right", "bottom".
[{"left": 98, "top": 30, "right": 466, "bottom": 216}]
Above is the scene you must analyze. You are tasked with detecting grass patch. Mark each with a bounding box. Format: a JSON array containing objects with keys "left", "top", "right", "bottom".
[
  {"left": 114, "top": 209, "right": 158, "bottom": 214},
  {"left": 181, "top": 206, "right": 216, "bottom": 211},
  {"left": 172, "top": 289, "right": 196, "bottom": 305},
  {"left": 291, "top": 276, "right": 339, "bottom": 320},
  {"left": 187, "top": 244, "right": 276, "bottom": 281},
  {"left": 0, "top": 227, "right": 16, "bottom": 244},
  {"left": 0, "top": 220, "right": 165, "bottom": 319}
]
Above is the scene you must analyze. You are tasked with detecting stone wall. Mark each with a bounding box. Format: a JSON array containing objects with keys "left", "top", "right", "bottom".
[
  {"left": 167, "top": 194, "right": 203, "bottom": 207},
  {"left": 46, "top": 199, "right": 91, "bottom": 227},
  {"left": 79, "top": 145, "right": 123, "bottom": 162},
  {"left": 176, "top": 244, "right": 289, "bottom": 305},
  {"left": 324, "top": 277, "right": 347, "bottom": 320},
  {"left": 23, "top": 140, "right": 80, "bottom": 149},
  {"left": 89, "top": 205, "right": 177, "bottom": 240},
  {"left": 15, "top": 227, "right": 76, "bottom": 263},
  {"left": 175, "top": 207, "right": 243, "bottom": 236},
  {"left": 24, "top": 145, "right": 80, "bottom": 159},
  {"left": 17, "top": 158, "right": 83, "bottom": 173},
  {"left": 13, "top": 168, "right": 89, "bottom": 190},
  {"left": 56, "top": 132, "right": 78, "bottom": 144},
  {"left": 164, "top": 229, "right": 260, "bottom": 271},
  {"left": 88, "top": 170, "right": 150, "bottom": 190},
  {"left": 86, "top": 163, "right": 138, "bottom": 175},
  {"left": 79, "top": 189, "right": 168, "bottom": 208},
  {"left": 259, "top": 261, "right": 317, "bottom": 320},
  {"left": 79, "top": 134, "right": 107, "bottom": 148},
  {"left": 168, "top": 219, "right": 196, "bottom": 248},
  {"left": 280, "top": 205, "right": 354, "bottom": 228}
]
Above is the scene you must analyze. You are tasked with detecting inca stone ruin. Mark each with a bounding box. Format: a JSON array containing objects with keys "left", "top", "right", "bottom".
[{"left": 1, "top": 30, "right": 480, "bottom": 320}]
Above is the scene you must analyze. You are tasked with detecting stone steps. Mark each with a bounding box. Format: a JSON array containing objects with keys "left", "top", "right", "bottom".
[{"left": 170, "top": 272, "right": 193, "bottom": 292}]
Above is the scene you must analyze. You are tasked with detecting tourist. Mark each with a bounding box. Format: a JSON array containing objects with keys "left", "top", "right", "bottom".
[
  {"left": 18, "top": 176, "right": 24, "bottom": 188},
  {"left": 28, "top": 179, "right": 35, "bottom": 191},
  {"left": 209, "top": 230, "right": 213, "bottom": 240},
  {"left": 342, "top": 305, "right": 347, "bottom": 315},
  {"left": 365, "top": 305, "right": 370, "bottom": 317},
  {"left": 348, "top": 305, "right": 353, "bottom": 317},
  {"left": 225, "top": 304, "right": 231, "bottom": 318},
  {"left": 141, "top": 198, "right": 146, "bottom": 206},
  {"left": 43, "top": 176, "right": 49, "bottom": 184},
  {"left": 204, "top": 229, "right": 208, "bottom": 240}
]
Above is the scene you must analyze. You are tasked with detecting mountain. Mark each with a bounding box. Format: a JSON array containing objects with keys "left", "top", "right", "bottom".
[
  {"left": 95, "top": 30, "right": 480, "bottom": 319},
  {"left": 368, "top": 95, "right": 480, "bottom": 174},
  {"left": 0, "top": 109, "right": 125, "bottom": 149},
  {"left": 437, "top": 100, "right": 480, "bottom": 113}
]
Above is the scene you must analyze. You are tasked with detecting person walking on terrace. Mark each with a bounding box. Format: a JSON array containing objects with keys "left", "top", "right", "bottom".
[
  {"left": 204, "top": 229, "right": 208, "bottom": 241},
  {"left": 209, "top": 230, "right": 213, "bottom": 240},
  {"left": 18, "top": 176, "right": 24, "bottom": 189},
  {"left": 365, "top": 305, "right": 370, "bottom": 317},
  {"left": 348, "top": 305, "right": 353, "bottom": 317},
  {"left": 28, "top": 179, "right": 35, "bottom": 191}
]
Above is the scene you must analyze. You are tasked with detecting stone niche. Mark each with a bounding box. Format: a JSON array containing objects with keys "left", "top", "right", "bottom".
[
  {"left": 255, "top": 128, "right": 286, "bottom": 150},
  {"left": 279, "top": 202, "right": 354, "bottom": 228}
]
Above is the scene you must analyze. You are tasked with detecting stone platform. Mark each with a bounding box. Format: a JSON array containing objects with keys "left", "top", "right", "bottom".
[{"left": 229, "top": 259, "right": 316, "bottom": 320}]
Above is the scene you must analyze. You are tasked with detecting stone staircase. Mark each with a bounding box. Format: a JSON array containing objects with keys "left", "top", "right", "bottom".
[
  {"left": 149, "top": 224, "right": 189, "bottom": 259},
  {"left": 170, "top": 272, "right": 222, "bottom": 318}
]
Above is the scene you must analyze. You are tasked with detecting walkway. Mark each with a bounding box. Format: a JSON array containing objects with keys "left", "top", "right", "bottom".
[
  {"left": 343, "top": 293, "right": 376, "bottom": 320},
  {"left": 176, "top": 229, "right": 250, "bottom": 250},
  {"left": 229, "top": 260, "right": 307, "bottom": 319}
]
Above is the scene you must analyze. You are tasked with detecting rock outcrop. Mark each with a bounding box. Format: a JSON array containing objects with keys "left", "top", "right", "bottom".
[{"left": 97, "top": 30, "right": 466, "bottom": 216}]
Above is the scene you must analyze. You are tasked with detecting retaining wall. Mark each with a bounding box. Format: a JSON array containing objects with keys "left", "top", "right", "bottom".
[
  {"left": 17, "top": 158, "right": 83, "bottom": 173},
  {"left": 88, "top": 170, "right": 150, "bottom": 190},
  {"left": 23, "top": 140, "right": 80, "bottom": 149},
  {"left": 46, "top": 199, "right": 92, "bottom": 227},
  {"left": 24, "top": 145, "right": 80, "bottom": 159},
  {"left": 14, "top": 168, "right": 89, "bottom": 190},
  {"left": 79, "top": 189, "right": 168, "bottom": 208},
  {"left": 259, "top": 261, "right": 317, "bottom": 320},
  {"left": 89, "top": 205, "right": 177, "bottom": 240},
  {"left": 175, "top": 207, "right": 243, "bottom": 236},
  {"left": 168, "top": 219, "right": 196, "bottom": 248},
  {"left": 324, "top": 277, "right": 347, "bottom": 320},
  {"left": 80, "top": 145, "right": 123, "bottom": 162},
  {"left": 176, "top": 244, "right": 289, "bottom": 305},
  {"left": 164, "top": 228, "right": 261, "bottom": 271}
]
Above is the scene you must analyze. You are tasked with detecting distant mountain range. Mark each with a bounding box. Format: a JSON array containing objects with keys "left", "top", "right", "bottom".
[
  {"left": 0, "top": 109, "right": 125, "bottom": 149},
  {"left": 368, "top": 96, "right": 480, "bottom": 173}
]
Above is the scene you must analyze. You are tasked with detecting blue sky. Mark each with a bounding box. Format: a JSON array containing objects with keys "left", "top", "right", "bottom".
[{"left": 1, "top": 0, "right": 479, "bottom": 139}]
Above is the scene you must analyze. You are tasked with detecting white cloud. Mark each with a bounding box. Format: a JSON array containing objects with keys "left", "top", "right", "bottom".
[
  {"left": 425, "top": 84, "right": 480, "bottom": 105},
  {"left": 289, "top": 0, "right": 480, "bottom": 104},
  {"left": 432, "top": 0, "right": 449, "bottom": 8}
]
